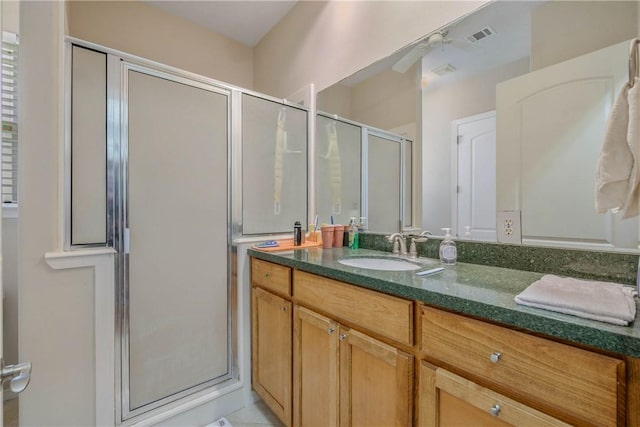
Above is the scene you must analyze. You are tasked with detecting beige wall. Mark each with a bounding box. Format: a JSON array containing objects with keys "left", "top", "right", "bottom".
[
  {"left": 20, "top": 2, "right": 96, "bottom": 424},
  {"left": 350, "top": 65, "right": 418, "bottom": 131},
  {"left": 66, "top": 1, "right": 254, "bottom": 89},
  {"left": 317, "top": 83, "right": 352, "bottom": 118},
  {"left": 531, "top": 1, "right": 637, "bottom": 70},
  {"left": 254, "top": 1, "right": 488, "bottom": 98},
  {"left": 421, "top": 57, "right": 530, "bottom": 234},
  {"left": 318, "top": 64, "right": 418, "bottom": 132},
  {"left": 2, "top": 0, "right": 19, "bottom": 33}
]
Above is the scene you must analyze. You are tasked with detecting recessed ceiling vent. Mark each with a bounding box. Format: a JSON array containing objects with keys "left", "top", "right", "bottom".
[
  {"left": 466, "top": 26, "right": 496, "bottom": 43},
  {"left": 431, "top": 64, "right": 456, "bottom": 77}
]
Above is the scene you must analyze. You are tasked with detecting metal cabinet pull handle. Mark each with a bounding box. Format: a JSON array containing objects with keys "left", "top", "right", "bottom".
[
  {"left": 282, "top": 306, "right": 288, "bottom": 312},
  {"left": 489, "top": 352, "right": 501, "bottom": 363},
  {"left": 339, "top": 333, "right": 347, "bottom": 341},
  {"left": 489, "top": 404, "right": 501, "bottom": 417},
  {"left": 327, "top": 327, "right": 336, "bottom": 334}
]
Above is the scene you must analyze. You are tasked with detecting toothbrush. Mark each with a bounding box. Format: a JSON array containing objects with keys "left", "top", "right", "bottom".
[{"left": 416, "top": 267, "right": 445, "bottom": 276}]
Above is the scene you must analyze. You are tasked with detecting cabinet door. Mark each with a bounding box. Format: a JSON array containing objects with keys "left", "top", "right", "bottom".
[
  {"left": 252, "top": 286, "right": 292, "bottom": 426},
  {"left": 418, "top": 362, "right": 571, "bottom": 427},
  {"left": 339, "top": 327, "right": 413, "bottom": 427},
  {"left": 293, "top": 306, "right": 339, "bottom": 427}
]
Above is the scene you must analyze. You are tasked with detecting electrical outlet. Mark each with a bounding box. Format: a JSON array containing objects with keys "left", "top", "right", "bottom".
[{"left": 496, "top": 210, "right": 522, "bottom": 244}]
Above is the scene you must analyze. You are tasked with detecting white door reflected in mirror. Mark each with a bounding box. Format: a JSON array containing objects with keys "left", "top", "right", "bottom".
[{"left": 453, "top": 111, "right": 496, "bottom": 241}]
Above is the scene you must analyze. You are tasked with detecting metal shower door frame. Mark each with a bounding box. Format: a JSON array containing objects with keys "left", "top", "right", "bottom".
[{"left": 110, "top": 59, "right": 236, "bottom": 422}]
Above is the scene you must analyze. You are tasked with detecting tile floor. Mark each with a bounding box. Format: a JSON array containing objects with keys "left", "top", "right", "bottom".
[
  {"left": 2, "top": 397, "right": 278, "bottom": 427},
  {"left": 223, "top": 400, "right": 283, "bottom": 427}
]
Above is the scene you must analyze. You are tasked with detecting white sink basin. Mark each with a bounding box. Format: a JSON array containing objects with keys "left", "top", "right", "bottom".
[{"left": 338, "top": 257, "right": 422, "bottom": 271}]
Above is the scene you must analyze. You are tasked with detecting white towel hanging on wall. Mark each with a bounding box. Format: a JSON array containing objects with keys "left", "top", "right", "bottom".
[
  {"left": 622, "top": 79, "right": 640, "bottom": 218},
  {"left": 596, "top": 38, "right": 640, "bottom": 218}
]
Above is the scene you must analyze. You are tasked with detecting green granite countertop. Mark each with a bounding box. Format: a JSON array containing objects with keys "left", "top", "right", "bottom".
[{"left": 247, "top": 247, "right": 640, "bottom": 358}]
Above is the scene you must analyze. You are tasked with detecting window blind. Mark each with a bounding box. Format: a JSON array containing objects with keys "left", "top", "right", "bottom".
[{"left": 2, "top": 32, "right": 18, "bottom": 204}]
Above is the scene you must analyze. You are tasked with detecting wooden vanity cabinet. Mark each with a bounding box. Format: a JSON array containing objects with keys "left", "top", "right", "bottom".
[
  {"left": 293, "top": 271, "right": 413, "bottom": 427},
  {"left": 420, "top": 306, "right": 625, "bottom": 427},
  {"left": 250, "top": 257, "right": 634, "bottom": 427},
  {"left": 418, "top": 361, "right": 571, "bottom": 427},
  {"left": 251, "top": 260, "right": 293, "bottom": 427},
  {"left": 338, "top": 326, "right": 413, "bottom": 427},
  {"left": 293, "top": 306, "right": 339, "bottom": 427}
]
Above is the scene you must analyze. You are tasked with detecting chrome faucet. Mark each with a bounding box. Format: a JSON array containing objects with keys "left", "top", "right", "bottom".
[{"left": 387, "top": 233, "right": 407, "bottom": 255}]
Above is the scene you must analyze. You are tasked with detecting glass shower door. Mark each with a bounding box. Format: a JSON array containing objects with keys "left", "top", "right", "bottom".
[
  {"left": 241, "top": 94, "right": 308, "bottom": 234},
  {"left": 121, "top": 67, "right": 231, "bottom": 418},
  {"left": 367, "top": 131, "right": 402, "bottom": 233},
  {"left": 315, "top": 114, "right": 362, "bottom": 226}
]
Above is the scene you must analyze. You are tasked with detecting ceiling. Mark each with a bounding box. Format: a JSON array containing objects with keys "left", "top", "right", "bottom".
[
  {"left": 340, "top": 1, "right": 540, "bottom": 89},
  {"left": 144, "top": 0, "right": 298, "bottom": 47}
]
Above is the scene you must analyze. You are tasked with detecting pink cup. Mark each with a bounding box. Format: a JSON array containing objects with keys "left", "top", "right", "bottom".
[
  {"left": 333, "top": 225, "right": 344, "bottom": 247},
  {"left": 320, "top": 226, "right": 335, "bottom": 249}
]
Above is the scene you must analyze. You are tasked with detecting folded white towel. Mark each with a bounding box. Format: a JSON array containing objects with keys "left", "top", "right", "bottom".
[{"left": 515, "top": 275, "right": 637, "bottom": 326}]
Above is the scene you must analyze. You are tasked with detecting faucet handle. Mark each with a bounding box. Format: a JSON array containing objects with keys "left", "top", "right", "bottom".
[
  {"left": 421, "top": 230, "right": 433, "bottom": 237},
  {"left": 408, "top": 239, "right": 418, "bottom": 258},
  {"left": 386, "top": 233, "right": 402, "bottom": 254}
]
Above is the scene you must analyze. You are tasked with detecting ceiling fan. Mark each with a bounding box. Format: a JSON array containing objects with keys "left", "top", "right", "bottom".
[{"left": 392, "top": 30, "right": 474, "bottom": 74}]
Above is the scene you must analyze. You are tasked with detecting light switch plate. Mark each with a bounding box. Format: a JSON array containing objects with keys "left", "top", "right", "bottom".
[{"left": 496, "top": 210, "right": 522, "bottom": 244}]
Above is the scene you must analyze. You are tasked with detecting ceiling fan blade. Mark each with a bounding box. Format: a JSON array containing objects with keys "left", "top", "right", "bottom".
[
  {"left": 392, "top": 43, "right": 431, "bottom": 73},
  {"left": 446, "top": 39, "right": 478, "bottom": 52}
]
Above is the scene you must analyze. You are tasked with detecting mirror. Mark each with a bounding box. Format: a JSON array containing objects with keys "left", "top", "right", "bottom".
[{"left": 317, "top": 0, "right": 640, "bottom": 251}]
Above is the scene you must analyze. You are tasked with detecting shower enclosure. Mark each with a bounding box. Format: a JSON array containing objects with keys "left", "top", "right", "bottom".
[{"left": 67, "top": 39, "right": 308, "bottom": 423}]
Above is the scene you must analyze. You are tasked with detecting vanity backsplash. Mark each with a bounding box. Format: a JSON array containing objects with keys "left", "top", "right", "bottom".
[{"left": 358, "top": 233, "right": 639, "bottom": 286}]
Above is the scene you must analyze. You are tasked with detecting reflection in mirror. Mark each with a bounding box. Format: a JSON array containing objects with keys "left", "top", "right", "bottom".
[
  {"left": 315, "top": 112, "right": 413, "bottom": 232},
  {"left": 367, "top": 131, "right": 401, "bottom": 233},
  {"left": 403, "top": 140, "right": 412, "bottom": 228},
  {"left": 318, "top": 0, "right": 640, "bottom": 251},
  {"left": 315, "top": 114, "right": 361, "bottom": 226}
]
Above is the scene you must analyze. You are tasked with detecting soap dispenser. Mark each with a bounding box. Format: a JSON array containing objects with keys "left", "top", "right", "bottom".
[
  {"left": 439, "top": 228, "right": 457, "bottom": 265},
  {"left": 348, "top": 217, "right": 359, "bottom": 249}
]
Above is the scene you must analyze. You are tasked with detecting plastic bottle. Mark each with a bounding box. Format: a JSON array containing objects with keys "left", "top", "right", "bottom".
[
  {"left": 439, "top": 228, "right": 457, "bottom": 265},
  {"left": 348, "top": 217, "right": 359, "bottom": 249},
  {"left": 293, "top": 221, "right": 302, "bottom": 246}
]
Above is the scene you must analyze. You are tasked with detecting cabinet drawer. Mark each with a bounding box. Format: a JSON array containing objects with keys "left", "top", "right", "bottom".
[
  {"left": 294, "top": 270, "right": 413, "bottom": 346},
  {"left": 420, "top": 363, "right": 572, "bottom": 427},
  {"left": 421, "top": 306, "right": 624, "bottom": 427},
  {"left": 251, "top": 258, "right": 292, "bottom": 296}
]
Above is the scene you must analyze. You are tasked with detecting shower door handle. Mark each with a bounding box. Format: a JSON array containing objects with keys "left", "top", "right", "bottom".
[
  {"left": 1, "top": 360, "right": 32, "bottom": 394},
  {"left": 124, "top": 227, "right": 130, "bottom": 254}
]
